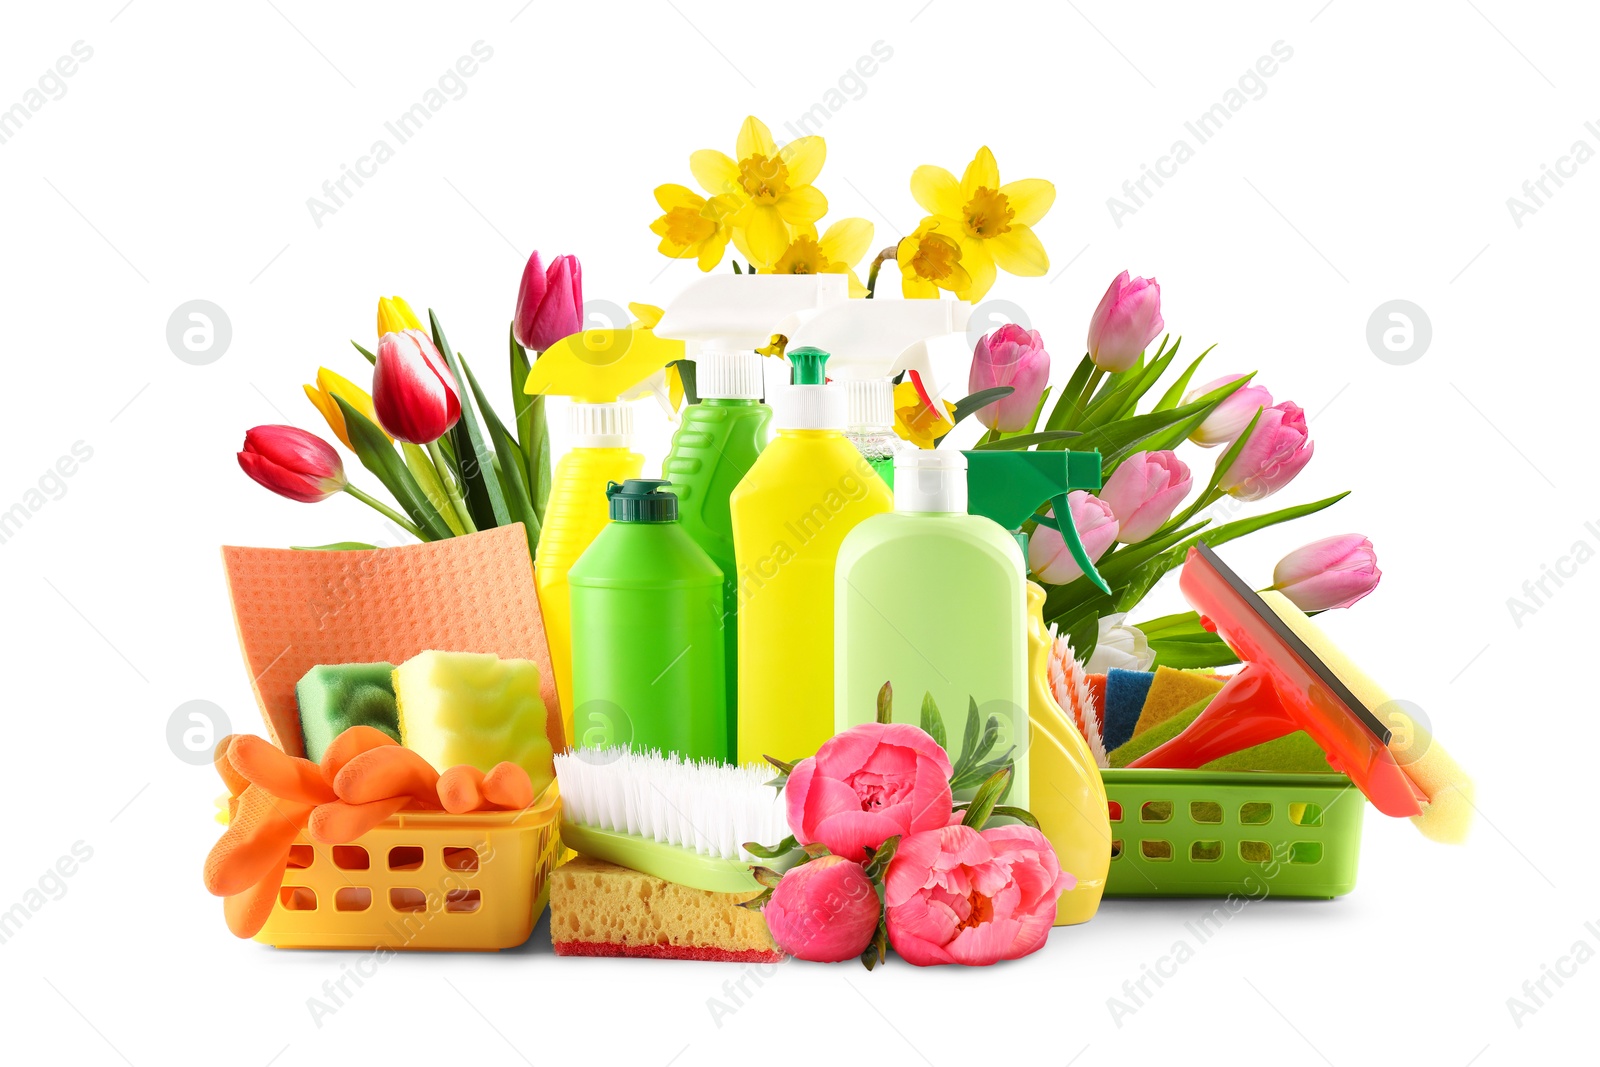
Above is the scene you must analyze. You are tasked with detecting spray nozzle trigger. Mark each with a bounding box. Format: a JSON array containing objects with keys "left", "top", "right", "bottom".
[{"left": 1036, "top": 493, "right": 1112, "bottom": 596}]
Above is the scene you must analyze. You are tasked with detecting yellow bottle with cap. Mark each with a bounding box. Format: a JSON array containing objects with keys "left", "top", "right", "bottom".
[
  {"left": 524, "top": 326, "right": 681, "bottom": 746},
  {"left": 730, "top": 345, "right": 892, "bottom": 765}
]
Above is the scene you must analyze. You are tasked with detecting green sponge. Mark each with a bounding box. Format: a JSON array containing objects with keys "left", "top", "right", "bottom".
[
  {"left": 296, "top": 663, "right": 400, "bottom": 763},
  {"left": 1110, "top": 695, "right": 1211, "bottom": 768}
]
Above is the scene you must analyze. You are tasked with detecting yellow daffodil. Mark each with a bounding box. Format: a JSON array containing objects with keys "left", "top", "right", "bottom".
[
  {"left": 761, "top": 217, "right": 874, "bottom": 297},
  {"left": 690, "top": 116, "right": 828, "bottom": 269},
  {"left": 896, "top": 218, "right": 972, "bottom": 299},
  {"left": 650, "top": 185, "right": 740, "bottom": 271},
  {"left": 305, "top": 367, "right": 387, "bottom": 449},
  {"left": 909, "top": 147, "right": 1054, "bottom": 301},
  {"left": 619, "top": 303, "right": 687, "bottom": 417},
  {"left": 893, "top": 372, "right": 956, "bottom": 449},
  {"left": 377, "top": 295, "right": 423, "bottom": 340}
]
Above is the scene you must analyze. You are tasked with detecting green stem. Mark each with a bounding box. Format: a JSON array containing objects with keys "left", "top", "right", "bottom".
[
  {"left": 864, "top": 245, "right": 897, "bottom": 299},
  {"left": 427, "top": 439, "right": 477, "bottom": 534},
  {"left": 1066, "top": 367, "right": 1105, "bottom": 431},
  {"left": 343, "top": 485, "right": 426, "bottom": 540}
]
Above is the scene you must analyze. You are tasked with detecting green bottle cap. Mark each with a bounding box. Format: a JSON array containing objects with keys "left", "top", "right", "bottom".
[
  {"left": 606, "top": 478, "right": 678, "bottom": 523},
  {"left": 787, "top": 346, "right": 830, "bottom": 385}
]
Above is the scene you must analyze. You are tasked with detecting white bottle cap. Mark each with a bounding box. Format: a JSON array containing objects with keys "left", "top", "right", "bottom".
[
  {"left": 570, "top": 401, "right": 633, "bottom": 448},
  {"left": 894, "top": 449, "right": 967, "bottom": 513},
  {"left": 772, "top": 383, "right": 845, "bottom": 431},
  {"left": 696, "top": 340, "right": 764, "bottom": 400},
  {"left": 845, "top": 377, "right": 893, "bottom": 432}
]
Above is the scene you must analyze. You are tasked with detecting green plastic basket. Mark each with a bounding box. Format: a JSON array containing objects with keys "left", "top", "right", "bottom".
[{"left": 1100, "top": 769, "right": 1365, "bottom": 899}]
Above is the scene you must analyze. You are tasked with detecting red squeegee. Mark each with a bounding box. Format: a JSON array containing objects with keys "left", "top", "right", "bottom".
[{"left": 1129, "top": 543, "right": 1425, "bottom": 818}]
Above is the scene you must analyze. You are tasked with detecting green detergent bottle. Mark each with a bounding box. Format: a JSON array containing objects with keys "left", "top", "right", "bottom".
[
  {"left": 834, "top": 449, "right": 1110, "bottom": 805},
  {"left": 569, "top": 479, "right": 728, "bottom": 761},
  {"left": 654, "top": 273, "right": 848, "bottom": 754}
]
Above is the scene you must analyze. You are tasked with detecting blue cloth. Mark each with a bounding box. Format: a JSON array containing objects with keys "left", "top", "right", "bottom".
[{"left": 1103, "top": 669, "right": 1155, "bottom": 752}]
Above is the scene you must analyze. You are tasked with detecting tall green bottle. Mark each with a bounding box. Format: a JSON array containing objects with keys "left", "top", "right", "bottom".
[
  {"left": 569, "top": 479, "right": 727, "bottom": 761},
  {"left": 654, "top": 273, "right": 848, "bottom": 757}
]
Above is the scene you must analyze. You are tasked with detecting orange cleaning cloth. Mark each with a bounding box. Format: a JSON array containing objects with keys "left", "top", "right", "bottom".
[{"left": 220, "top": 525, "right": 561, "bottom": 759}]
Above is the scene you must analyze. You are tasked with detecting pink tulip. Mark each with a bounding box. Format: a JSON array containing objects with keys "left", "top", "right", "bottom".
[
  {"left": 1185, "top": 374, "right": 1274, "bottom": 447},
  {"left": 1027, "top": 492, "right": 1118, "bottom": 585},
  {"left": 784, "top": 722, "right": 954, "bottom": 863},
  {"left": 238, "top": 425, "right": 347, "bottom": 503},
  {"left": 884, "top": 823, "right": 1073, "bottom": 967},
  {"left": 763, "top": 855, "right": 881, "bottom": 963},
  {"left": 372, "top": 329, "right": 462, "bottom": 444},
  {"left": 1273, "top": 534, "right": 1381, "bottom": 611},
  {"left": 1086, "top": 271, "right": 1163, "bottom": 372},
  {"left": 1100, "top": 451, "right": 1192, "bottom": 543},
  {"left": 969, "top": 324, "right": 1050, "bottom": 432},
  {"left": 1219, "top": 401, "right": 1313, "bottom": 501},
  {"left": 514, "top": 251, "right": 584, "bottom": 352}
]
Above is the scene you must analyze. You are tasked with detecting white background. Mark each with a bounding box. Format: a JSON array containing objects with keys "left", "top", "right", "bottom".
[{"left": 2, "top": 1, "right": 1592, "bottom": 1064}]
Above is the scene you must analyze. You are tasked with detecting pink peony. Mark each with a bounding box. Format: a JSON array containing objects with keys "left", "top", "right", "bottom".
[
  {"left": 1273, "top": 533, "right": 1381, "bottom": 611},
  {"left": 884, "top": 823, "right": 1073, "bottom": 967},
  {"left": 1027, "top": 491, "right": 1118, "bottom": 585},
  {"left": 969, "top": 324, "right": 1050, "bottom": 432},
  {"left": 763, "top": 855, "right": 881, "bottom": 963},
  {"left": 1185, "top": 374, "right": 1274, "bottom": 448},
  {"left": 785, "top": 723, "right": 954, "bottom": 863},
  {"left": 1099, "top": 450, "right": 1191, "bottom": 543},
  {"left": 1086, "top": 271, "right": 1163, "bottom": 372},
  {"left": 1219, "top": 400, "right": 1313, "bottom": 501}
]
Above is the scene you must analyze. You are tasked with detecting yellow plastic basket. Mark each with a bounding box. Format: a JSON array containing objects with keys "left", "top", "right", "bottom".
[{"left": 254, "top": 785, "right": 562, "bottom": 951}]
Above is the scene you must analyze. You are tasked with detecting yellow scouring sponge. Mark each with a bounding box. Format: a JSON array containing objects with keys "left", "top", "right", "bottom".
[
  {"left": 393, "top": 651, "right": 554, "bottom": 798},
  {"left": 1132, "top": 666, "right": 1225, "bottom": 738}
]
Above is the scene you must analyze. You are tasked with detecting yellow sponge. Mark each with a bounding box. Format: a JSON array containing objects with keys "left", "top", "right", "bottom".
[
  {"left": 549, "top": 855, "right": 780, "bottom": 961},
  {"left": 1132, "top": 667, "right": 1225, "bottom": 738},
  {"left": 393, "top": 651, "right": 555, "bottom": 799},
  {"left": 1259, "top": 591, "right": 1473, "bottom": 843}
]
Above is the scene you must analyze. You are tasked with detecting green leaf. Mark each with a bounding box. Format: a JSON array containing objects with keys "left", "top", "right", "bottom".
[
  {"left": 764, "top": 754, "right": 799, "bottom": 775},
  {"left": 990, "top": 805, "right": 1041, "bottom": 829},
  {"left": 510, "top": 329, "right": 554, "bottom": 529},
  {"left": 509, "top": 330, "right": 534, "bottom": 479},
  {"left": 674, "top": 359, "right": 699, "bottom": 406},
  {"left": 292, "top": 541, "right": 378, "bottom": 551},
  {"left": 1080, "top": 336, "right": 1178, "bottom": 428},
  {"left": 1152, "top": 344, "right": 1215, "bottom": 412},
  {"left": 1163, "top": 492, "right": 1351, "bottom": 568},
  {"left": 876, "top": 681, "right": 894, "bottom": 726},
  {"left": 430, "top": 309, "right": 510, "bottom": 529},
  {"left": 862, "top": 834, "right": 899, "bottom": 882},
  {"left": 1134, "top": 610, "right": 1208, "bottom": 637},
  {"left": 1200, "top": 405, "right": 1265, "bottom": 502},
  {"left": 332, "top": 396, "right": 454, "bottom": 540},
  {"left": 1073, "top": 374, "right": 1255, "bottom": 472},
  {"left": 801, "top": 842, "right": 832, "bottom": 860},
  {"left": 950, "top": 386, "right": 1015, "bottom": 429},
  {"left": 1150, "top": 632, "right": 1240, "bottom": 670},
  {"left": 461, "top": 356, "right": 541, "bottom": 555},
  {"left": 956, "top": 697, "right": 981, "bottom": 773},
  {"left": 1042, "top": 356, "right": 1095, "bottom": 432},
  {"left": 351, "top": 340, "right": 376, "bottom": 366},
  {"left": 962, "top": 767, "right": 1012, "bottom": 829},
  {"left": 971, "top": 430, "right": 1081, "bottom": 450},
  {"left": 971, "top": 715, "right": 1000, "bottom": 766},
  {"left": 919, "top": 691, "right": 947, "bottom": 752},
  {"left": 401, "top": 442, "right": 464, "bottom": 535},
  {"left": 1020, "top": 385, "right": 1052, "bottom": 435},
  {"left": 744, "top": 834, "right": 799, "bottom": 859}
]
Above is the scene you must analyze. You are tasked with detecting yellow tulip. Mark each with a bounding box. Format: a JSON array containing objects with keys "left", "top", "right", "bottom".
[
  {"left": 896, "top": 218, "right": 973, "bottom": 299},
  {"left": 762, "top": 217, "right": 874, "bottom": 297},
  {"left": 304, "top": 367, "right": 388, "bottom": 450},
  {"left": 893, "top": 374, "right": 956, "bottom": 449},
  {"left": 688, "top": 116, "right": 829, "bottom": 269},
  {"left": 377, "top": 295, "right": 423, "bottom": 340},
  {"left": 650, "top": 185, "right": 740, "bottom": 272},
  {"left": 908, "top": 147, "right": 1054, "bottom": 301}
]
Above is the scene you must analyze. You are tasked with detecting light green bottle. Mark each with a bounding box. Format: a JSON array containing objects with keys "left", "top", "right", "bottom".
[
  {"left": 569, "top": 479, "right": 728, "bottom": 762},
  {"left": 834, "top": 450, "right": 1030, "bottom": 804}
]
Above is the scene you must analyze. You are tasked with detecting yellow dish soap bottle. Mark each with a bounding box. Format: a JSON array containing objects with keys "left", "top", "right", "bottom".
[
  {"left": 524, "top": 326, "right": 682, "bottom": 746},
  {"left": 730, "top": 345, "right": 892, "bottom": 765}
]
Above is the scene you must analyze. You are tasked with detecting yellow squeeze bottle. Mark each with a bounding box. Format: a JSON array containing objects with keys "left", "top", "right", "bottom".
[
  {"left": 524, "top": 327, "right": 682, "bottom": 745},
  {"left": 731, "top": 346, "right": 892, "bottom": 765}
]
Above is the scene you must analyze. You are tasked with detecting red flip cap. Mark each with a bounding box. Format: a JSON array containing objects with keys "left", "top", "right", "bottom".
[{"left": 1130, "top": 544, "right": 1425, "bottom": 818}]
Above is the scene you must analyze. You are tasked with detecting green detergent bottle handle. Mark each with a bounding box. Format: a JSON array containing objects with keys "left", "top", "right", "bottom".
[{"left": 962, "top": 449, "right": 1112, "bottom": 596}]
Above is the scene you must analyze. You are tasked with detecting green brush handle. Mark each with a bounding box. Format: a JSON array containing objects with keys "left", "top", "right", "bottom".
[{"left": 560, "top": 820, "right": 765, "bottom": 895}]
